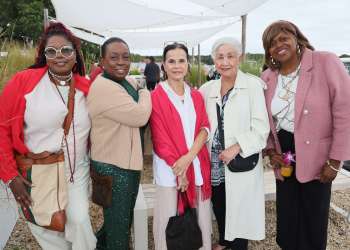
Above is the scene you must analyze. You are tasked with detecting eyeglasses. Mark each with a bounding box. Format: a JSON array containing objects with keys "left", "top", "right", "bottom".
[{"left": 44, "top": 46, "right": 75, "bottom": 59}]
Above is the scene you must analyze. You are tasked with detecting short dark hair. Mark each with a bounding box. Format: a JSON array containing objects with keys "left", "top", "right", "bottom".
[
  {"left": 262, "top": 20, "right": 314, "bottom": 70},
  {"left": 149, "top": 56, "right": 155, "bottom": 62},
  {"left": 29, "top": 22, "right": 85, "bottom": 76},
  {"left": 101, "top": 37, "right": 129, "bottom": 58},
  {"left": 162, "top": 42, "right": 189, "bottom": 62}
]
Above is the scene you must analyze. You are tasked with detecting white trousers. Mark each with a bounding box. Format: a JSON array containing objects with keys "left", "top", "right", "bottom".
[
  {"left": 153, "top": 186, "right": 212, "bottom": 250},
  {"left": 28, "top": 165, "right": 96, "bottom": 250}
]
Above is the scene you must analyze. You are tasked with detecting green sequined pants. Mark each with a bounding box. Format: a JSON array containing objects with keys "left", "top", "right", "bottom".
[{"left": 91, "top": 160, "right": 141, "bottom": 250}]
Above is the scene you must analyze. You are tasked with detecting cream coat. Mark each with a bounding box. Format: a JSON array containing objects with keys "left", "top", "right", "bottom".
[{"left": 199, "top": 70, "right": 270, "bottom": 240}]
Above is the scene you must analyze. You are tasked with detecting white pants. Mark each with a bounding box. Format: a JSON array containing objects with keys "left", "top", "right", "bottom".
[
  {"left": 153, "top": 186, "right": 212, "bottom": 250},
  {"left": 28, "top": 165, "right": 96, "bottom": 250}
]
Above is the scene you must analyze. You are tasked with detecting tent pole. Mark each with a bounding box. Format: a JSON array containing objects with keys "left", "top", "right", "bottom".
[
  {"left": 192, "top": 47, "right": 195, "bottom": 65},
  {"left": 241, "top": 14, "right": 247, "bottom": 62},
  {"left": 43, "top": 8, "right": 49, "bottom": 30},
  {"left": 198, "top": 44, "right": 201, "bottom": 85}
]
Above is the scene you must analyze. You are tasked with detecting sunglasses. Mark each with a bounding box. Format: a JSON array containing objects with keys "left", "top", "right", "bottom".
[{"left": 44, "top": 46, "right": 75, "bottom": 59}]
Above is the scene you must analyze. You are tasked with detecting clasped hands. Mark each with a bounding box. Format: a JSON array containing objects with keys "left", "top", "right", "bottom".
[
  {"left": 265, "top": 149, "right": 340, "bottom": 183},
  {"left": 172, "top": 154, "right": 193, "bottom": 192}
]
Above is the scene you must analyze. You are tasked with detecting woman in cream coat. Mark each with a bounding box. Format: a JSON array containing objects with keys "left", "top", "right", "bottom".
[{"left": 199, "top": 37, "right": 270, "bottom": 250}]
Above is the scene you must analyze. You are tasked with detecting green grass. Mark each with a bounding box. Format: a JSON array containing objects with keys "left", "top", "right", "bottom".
[
  {"left": 129, "top": 68, "right": 141, "bottom": 75},
  {"left": 0, "top": 42, "right": 35, "bottom": 90}
]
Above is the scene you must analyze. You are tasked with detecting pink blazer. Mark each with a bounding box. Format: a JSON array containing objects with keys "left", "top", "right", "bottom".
[{"left": 262, "top": 48, "right": 350, "bottom": 182}]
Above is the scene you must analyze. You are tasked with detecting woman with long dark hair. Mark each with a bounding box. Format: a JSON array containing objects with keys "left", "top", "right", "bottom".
[{"left": 0, "top": 22, "right": 96, "bottom": 249}]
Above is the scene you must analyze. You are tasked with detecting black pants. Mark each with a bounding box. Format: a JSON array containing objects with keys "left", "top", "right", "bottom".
[
  {"left": 276, "top": 130, "right": 332, "bottom": 250},
  {"left": 212, "top": 183, "right": 248, "bottom": 250}
]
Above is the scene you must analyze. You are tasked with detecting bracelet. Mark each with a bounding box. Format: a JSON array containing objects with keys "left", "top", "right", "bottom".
[{"left": 326, "top": 160, "right": 339, "bottom": 172}]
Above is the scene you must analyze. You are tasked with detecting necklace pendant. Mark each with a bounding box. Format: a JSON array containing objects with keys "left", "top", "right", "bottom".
[{"left": 59, "top": 80, "right": 66, "bottom": 86}]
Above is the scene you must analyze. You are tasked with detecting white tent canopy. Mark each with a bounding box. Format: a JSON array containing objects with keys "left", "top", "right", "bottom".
[
  {"left": 188, "top": 0, "right": 269, "bottom": 16},
  {"left": 51, "top": 0, "right": 268, "bottom": 50},
  {"left": 52, "top": 0, "right": 225, "bottom": 32},
  {"left": 69, "top": 19, "right": 237, "bottom": 50}
]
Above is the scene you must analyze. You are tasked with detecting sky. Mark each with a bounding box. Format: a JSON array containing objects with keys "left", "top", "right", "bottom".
[
  {"left": 203, "top": 0, "right": 350, "bottom": 56},
  {"left": 134, "top": 0, "right": 350, "bottom": 56}
]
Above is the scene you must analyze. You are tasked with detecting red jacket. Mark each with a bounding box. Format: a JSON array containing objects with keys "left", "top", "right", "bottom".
[
  {"left": 0, "top": 66, "right": 90, "bottom": 183},
  {"left": 150, "top": 84, "right": 211, "bottom": 210}
]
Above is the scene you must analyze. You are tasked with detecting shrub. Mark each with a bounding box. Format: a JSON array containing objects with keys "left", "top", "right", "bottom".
[
  {"left": 129, "top": 68, "right": 141, "bottom": 75},
  {"left": 239, "top": 61, "right": 263, "bottom": 76}
]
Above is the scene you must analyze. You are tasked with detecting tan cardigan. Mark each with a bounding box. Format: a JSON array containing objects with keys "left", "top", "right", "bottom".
[{"left": 87, "top": 75, "right": 152, "bottom": 170}]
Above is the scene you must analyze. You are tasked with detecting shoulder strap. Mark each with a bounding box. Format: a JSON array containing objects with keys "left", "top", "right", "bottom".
[
  {"left": 216, "top": 103, "right": 225, "bottom": 150},
  {"left": 63, "top": 79, "right": 76, "bottom": 136}
]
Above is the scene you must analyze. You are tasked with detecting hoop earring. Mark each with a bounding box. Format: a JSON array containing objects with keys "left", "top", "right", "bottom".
[
  {"left": 297, "top": 44, "right": 301, "bottom": 55},
  {"left": 270, "top": 56, "right": 276, "bottom": 66}
]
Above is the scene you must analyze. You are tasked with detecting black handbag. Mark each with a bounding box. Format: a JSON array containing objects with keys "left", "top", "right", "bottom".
[
  {"left": 216, "top": 104, "right": 259, "bottom": 172},
  {"left": 166, "top": 192, "right": 203, "bottom": 250}
]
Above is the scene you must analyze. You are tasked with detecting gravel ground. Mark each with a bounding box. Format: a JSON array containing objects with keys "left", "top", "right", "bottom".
[{"left": 4, "top": 160, "right": 350, "bottom": 250}]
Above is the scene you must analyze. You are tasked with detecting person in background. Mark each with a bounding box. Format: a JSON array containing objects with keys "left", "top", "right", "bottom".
[
  {"left": 87, "top": 37, "right": 151, "bottom": 250},
  {"left": 89, "top": 62, "right": 103, "bottom": 82},
  {"left": 144, "top": 56, "right": 160, "bottom": 90},
  {"left": 261, "top": 20, "right": 350, "bottom": 250},
  {"left": 200, "top": 37, "right": 269, "bottom": 250},
  {"left": 0, "top": 22, "right": 96, "bottom": 250},
  {"left": 150, "top": 42, "right": 212, "bottom": 250}
]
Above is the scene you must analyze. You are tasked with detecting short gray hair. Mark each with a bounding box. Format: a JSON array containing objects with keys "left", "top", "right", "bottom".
[{"left": 211, "top": 37, "right": 242, "bottom": 59}]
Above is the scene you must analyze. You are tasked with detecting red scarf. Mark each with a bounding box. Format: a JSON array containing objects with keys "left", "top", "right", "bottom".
[{"left": 150, "top": 84, "right": 211, "bottom": 212}]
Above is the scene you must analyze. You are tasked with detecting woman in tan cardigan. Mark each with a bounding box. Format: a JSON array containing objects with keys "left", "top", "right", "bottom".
[{"left": 87, "top": 37, "right": 151, "bottom": 250}]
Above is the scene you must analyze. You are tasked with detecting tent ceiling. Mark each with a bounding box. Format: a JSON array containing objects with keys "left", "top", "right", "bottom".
[
  {"left": 52, "top": 0, "right": 225, "bottom": 32},
  {"left": 69, "top": 19, "right": 237, "bottom": 50},
  {"left": 51, "top": 0, "right": 268, "bottom": 50},
  {"left": 188, "top": 0, "right": 269, "bottom": 16}
]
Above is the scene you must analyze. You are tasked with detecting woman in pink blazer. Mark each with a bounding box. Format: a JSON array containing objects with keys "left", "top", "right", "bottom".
[{"left": 261, "top": 20, "right": 350, "bottom": 250}]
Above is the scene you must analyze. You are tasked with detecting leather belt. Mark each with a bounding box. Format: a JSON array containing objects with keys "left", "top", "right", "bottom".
[{"left": 15, "top": 150, "right": 64, "bottom": 172}]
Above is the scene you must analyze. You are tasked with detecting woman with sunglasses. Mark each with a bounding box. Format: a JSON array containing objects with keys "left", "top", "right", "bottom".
[{"left": 0, "top": 22, "right": 96, "bottom": 250}]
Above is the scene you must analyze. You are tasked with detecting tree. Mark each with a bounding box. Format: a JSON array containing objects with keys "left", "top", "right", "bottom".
[{"left": 0, "top": 0, "right": 55, "bottom": 42}]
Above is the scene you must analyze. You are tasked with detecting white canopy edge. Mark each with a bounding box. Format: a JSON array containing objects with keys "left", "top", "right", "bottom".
[
  {"left": 52, "top": 0, "right": 228, "bottom": 32},
  {"left": 188, "top": 0, "right": 269, "bottom": 16}
]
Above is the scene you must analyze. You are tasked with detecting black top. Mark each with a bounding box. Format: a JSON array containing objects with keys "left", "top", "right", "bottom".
[{"left": 144, "top": 62, "right": 160, "bottom": 82}]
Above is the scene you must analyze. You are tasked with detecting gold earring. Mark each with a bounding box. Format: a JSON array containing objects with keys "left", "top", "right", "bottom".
[
  {"left": 270, "top": 56, "right": 276, "bottom": 65},
  {"left": 297, "top": 44, "right": 301, "bottom": 55}
]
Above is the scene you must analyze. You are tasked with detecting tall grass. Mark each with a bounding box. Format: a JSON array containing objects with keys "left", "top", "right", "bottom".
[
  {"left": 188, "top": 64, "right": 206, "bottom": 88},
  {"left": 0, "top": 42, "right": 35, "bottom": 90}
]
